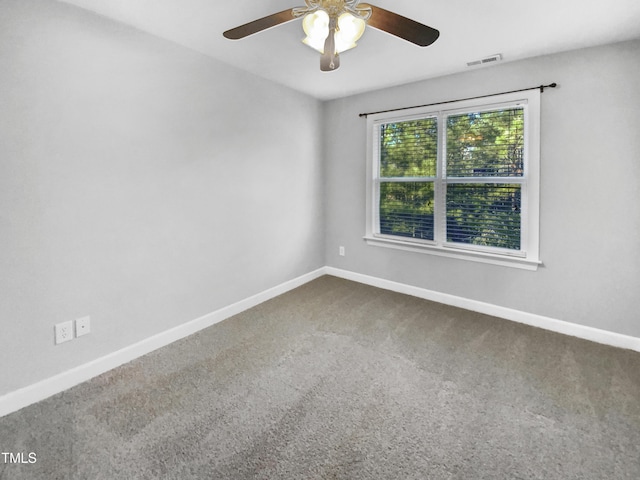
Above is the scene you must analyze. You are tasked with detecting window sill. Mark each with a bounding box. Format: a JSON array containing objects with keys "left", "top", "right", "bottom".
[{"left": 363, "top": 235, "right": 541, "bottom": 271}]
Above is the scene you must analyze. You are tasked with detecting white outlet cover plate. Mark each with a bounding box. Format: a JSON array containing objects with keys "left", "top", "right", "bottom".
[{"left": 54, "top": 321, "right": 74, "bottom": 344}]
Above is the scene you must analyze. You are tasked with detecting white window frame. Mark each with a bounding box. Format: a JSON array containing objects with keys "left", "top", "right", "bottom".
[{"left": 364, "top": 90, "right": 541, "bottom": 270}]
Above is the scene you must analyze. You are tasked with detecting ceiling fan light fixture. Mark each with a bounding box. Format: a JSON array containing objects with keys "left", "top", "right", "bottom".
[{"left": 302, "top": 9, "right": 365, "bottom": 54}]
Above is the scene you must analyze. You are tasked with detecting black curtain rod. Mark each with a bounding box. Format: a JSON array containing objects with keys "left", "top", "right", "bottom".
[{"left": 358, "top": 83, "right": 557, "bottom": 118}]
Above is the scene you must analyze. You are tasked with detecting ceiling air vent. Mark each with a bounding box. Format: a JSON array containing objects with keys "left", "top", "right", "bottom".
[{"left": 467, "top": 54, "right": 502, "bottom": 67}]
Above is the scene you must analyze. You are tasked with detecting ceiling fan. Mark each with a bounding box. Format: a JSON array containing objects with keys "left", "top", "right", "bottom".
[{"left": 223, "top": 0, "right": 439, "bottom": 71}]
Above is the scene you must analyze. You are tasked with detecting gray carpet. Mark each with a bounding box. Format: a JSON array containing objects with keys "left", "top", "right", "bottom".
[{"left": 1, "top": 275, "right": 639, "bottom": 479}]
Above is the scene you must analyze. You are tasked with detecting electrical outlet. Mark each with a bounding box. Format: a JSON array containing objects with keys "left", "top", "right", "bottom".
[
  {"left": 339, "top": 246, "right": 345, "bottom": 256},
  {"left": 54, "top": 321, "right": 74, "bottom": 345},
  {"left": 75, "top": 316, "right": 91, "bottom": 337}
]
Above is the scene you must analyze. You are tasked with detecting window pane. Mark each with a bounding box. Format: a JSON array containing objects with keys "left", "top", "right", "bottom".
[
  {"left": 446, "top": 184, "right": 521, "bottom": 250},
  {"left": 447, "top": 108, "right": 524, "bottom": 177},
  {"left": 380, "top": 182, "right": 434, "bottom": 240},
  {"left": 380, "top": 118, "right": 437, "bottom": 178}
]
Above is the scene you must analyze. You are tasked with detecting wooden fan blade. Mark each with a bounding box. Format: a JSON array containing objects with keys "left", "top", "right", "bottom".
[
  {"left": 361, "top": 4, "right": 439, "bottom": 47},
  {"left": 223, "top": 9, "right": 296, "bottom": 40}
]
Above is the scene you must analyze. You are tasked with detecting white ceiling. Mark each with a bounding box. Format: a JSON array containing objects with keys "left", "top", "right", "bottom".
[{"left": 59, "top": 0, "right": 640, "bottom": 100}]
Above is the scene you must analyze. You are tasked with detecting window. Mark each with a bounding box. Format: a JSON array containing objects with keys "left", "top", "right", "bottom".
[{"left": 365, "top": 91, "right": 540, "bottom": 270}]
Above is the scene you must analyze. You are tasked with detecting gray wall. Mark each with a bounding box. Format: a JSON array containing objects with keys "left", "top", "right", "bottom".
[
  {"left": 324, "top": 40, "right": 640, "bottom": 338},
  {"left": 0, "top": 0, "right": 324, "bottom": 396}
]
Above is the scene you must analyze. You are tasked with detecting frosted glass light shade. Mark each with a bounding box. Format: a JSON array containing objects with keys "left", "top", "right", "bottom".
[
  {"left": 302, "top": 10, "right": 330, "bottom": 52},
  {"left": 335, "top": 12, "right": 366, "bottom": 52},
  {"left": 302, "top": 10, "right": 366, "bottom": 54}
]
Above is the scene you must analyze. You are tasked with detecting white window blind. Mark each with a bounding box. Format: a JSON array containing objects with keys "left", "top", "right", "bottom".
[
  {"left": 378, "top": 117, "right": 437, "bottom": 241},
  {"left": 365, "top": 90, "right": 541, "bottom": 269}
]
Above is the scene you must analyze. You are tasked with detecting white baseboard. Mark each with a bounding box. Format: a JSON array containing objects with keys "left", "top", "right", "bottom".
[
  {"left": 0, "top": 268, "right": 326, "bottom": 418},
  {"left": 2, "top": 265, "right": 638, "bottom": 418},
  {"left": 325, "top": 267, "right": 640, "bottom": 353}
]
